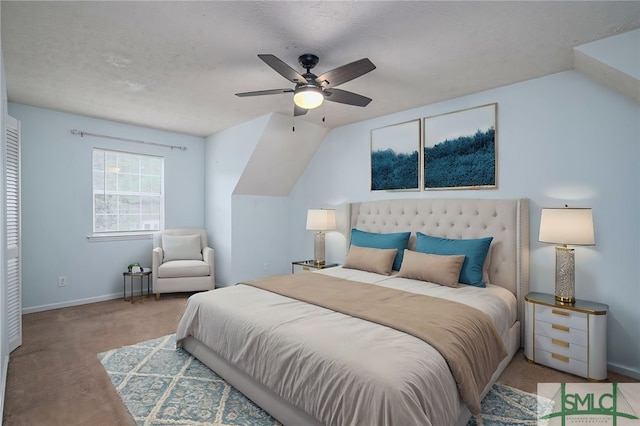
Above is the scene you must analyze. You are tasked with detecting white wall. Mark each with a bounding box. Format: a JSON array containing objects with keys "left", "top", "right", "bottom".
[
  {"left": 8, "top": 103, "right": 205, "bottom": 312},
  {"left": 289, "top": 70, "right": 640, "bottom": 378},
  {"left": 575, "top": 29, "right": 640, "bottom": 80}
]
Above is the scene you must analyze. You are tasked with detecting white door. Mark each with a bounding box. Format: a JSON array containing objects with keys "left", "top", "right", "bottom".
[{"left": 5, "top": 115, "right": 21, "bottom": 352}]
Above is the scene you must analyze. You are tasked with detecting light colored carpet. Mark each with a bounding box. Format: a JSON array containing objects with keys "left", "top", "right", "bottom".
[{"left": 99, "top": 334, "right": 551, "bottom": 426}]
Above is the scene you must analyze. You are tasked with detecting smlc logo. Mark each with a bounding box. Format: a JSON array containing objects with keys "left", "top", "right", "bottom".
[{"left": 538, "top": 383, "right": 640, "bottom": 426}]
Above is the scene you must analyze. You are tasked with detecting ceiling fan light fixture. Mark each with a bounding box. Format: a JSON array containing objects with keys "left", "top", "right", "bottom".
[{"left": 293, "top": 86, "right": 324, "bottom": 109}]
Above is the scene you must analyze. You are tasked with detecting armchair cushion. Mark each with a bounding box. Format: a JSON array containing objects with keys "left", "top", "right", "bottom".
[
  {"left": 162, "top": 234, "right": 203, "bottom": 261},
  {"left": 158, "top": 260, "right": 210, "bottom": 278}
]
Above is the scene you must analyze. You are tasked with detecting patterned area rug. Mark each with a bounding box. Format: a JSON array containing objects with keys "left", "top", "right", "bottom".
[{"left": 98, "top": 334, "right": 551, "bottom": 426}]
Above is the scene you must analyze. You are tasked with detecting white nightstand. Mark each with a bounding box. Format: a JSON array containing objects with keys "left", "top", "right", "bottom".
[
  {"left": 291, "top": 260, "right": 339, "bottom": 274},
  {"left": 524, "top": 292, "right": 608, "bottom": 381}
]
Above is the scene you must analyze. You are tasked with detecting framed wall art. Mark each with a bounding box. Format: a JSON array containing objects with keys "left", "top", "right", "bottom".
[
  {"left": 370, "top": 119, "right": 421, "bottom": 191},
  {"left": 423, "top": 103, "right": 497, "bottom": 190}
]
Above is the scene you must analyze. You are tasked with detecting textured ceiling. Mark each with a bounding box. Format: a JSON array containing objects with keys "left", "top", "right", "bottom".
[{"left": 2, "top": 1, "right": 639, "bottom": 137}]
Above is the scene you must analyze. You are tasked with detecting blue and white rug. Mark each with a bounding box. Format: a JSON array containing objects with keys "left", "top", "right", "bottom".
[{"left": 98, "top": 334, "right": 551, "bottom": 426}]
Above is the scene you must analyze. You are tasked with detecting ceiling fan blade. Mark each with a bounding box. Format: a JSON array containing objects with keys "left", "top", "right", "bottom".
[
  {"left": 323, "top": 88, "right": 372, "bottom": 107},
  {"left": 258, "top": 54, "right": 308, "bottom": 84},
  {"left": 316, "top": 58, "right": 376, "bottom": 88},
  {"left": 294, "top": 105, "right": 308, "bottom": 116},
  {"left": 235, "top": 88, "right": 294, "bottom": 97}
]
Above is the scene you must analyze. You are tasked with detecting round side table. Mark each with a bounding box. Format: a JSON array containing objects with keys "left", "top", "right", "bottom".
[{"left": 122, "top": 268, "right": 152, "bottom": 303}]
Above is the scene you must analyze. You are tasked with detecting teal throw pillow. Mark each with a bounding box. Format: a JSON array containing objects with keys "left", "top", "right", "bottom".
[
  {"left": 350, "top": 229, "right": 411, "bottom": 271},
  {"left": 415, "top": 232, "right": 493, "bottom": 287}
]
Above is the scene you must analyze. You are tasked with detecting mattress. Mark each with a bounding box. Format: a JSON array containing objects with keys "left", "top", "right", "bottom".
[{"left": 176, "top": 267, "right": 517, "bottom": 426}]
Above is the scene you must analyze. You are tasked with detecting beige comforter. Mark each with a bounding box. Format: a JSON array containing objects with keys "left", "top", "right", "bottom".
[
  {"left": 242, "top": 273, "right": 507, "bottom": 416},
  {"left": 176, "top": 269, "right": 514, "bottom": 425}
]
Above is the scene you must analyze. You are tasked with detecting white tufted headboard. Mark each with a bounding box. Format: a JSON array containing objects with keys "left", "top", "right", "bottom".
[{"left": 349, "top": 198, "right": 530, "bottom": 338}]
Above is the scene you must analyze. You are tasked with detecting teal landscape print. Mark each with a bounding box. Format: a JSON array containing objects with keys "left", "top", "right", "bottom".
[
  {"left": 424, "top": 103, "right": 496, "bottom": 189},
  {"left": 370, "top": 119, "right": 421, "bottom": 191}
]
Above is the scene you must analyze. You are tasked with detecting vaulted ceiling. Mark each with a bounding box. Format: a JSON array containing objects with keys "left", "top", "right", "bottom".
[{"left": 2, "top": 1, "right": 639, "bottom": 137}]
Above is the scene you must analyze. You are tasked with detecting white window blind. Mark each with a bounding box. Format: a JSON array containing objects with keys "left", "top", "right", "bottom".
[
  {"left": 92, "top": 149, "right": 164, "bottom": 233},
  {"left": 6, "top": 115, "right": 22, "bottom": 352}
]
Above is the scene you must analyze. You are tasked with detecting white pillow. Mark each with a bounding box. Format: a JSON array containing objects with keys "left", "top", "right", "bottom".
[{"left": 162, "top": 234, "right": 202, "bottom": 261}]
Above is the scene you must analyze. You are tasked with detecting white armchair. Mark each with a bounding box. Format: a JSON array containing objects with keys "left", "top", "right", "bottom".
[{"left": 152, "top": 228, "right": 215, "bottom": 299}]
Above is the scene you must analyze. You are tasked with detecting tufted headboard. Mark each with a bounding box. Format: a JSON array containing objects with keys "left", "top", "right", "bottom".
[{"left": 349, "top": 198, "right": 530, "bottom": 337}]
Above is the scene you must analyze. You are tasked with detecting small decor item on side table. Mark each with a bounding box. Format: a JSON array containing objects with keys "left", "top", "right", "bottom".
[
  {"left": 306, "top": 209, "right": 336, "bottom": 265},
  {"left": 539, "top": 206, "right": 595, "bottom": 304},
  {"left": 128, "top": 263, "right": 142, "bottom": 273},
  {"left": 291, "top": 260, "right": 339, "bottom": 274}
]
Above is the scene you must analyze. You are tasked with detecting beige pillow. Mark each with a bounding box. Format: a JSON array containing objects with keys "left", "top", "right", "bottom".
[
  {"left": 162, "top": 234, "right": 203, "bottom": 261},
  {"left": 343, "top": 245, "right": 398, "bottom": 276},
  {"left": 397, "top": 249, "right": 465, "bottom": 287}
]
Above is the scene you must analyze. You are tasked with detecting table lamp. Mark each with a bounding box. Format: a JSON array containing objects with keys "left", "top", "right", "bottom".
[
  {"left": 306, "top": 209, "right": 336, "bottom": 265},
  {"left": 539, "top": 207, "right": 595, "bottom": 304}
]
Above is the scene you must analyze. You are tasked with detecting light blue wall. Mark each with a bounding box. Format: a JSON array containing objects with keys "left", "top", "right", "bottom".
[
  {"left": 203, "top": 113, "right": 327, "bottom": 286},
  {"left": 9, "top": 103, "right": 205, "bottom": 312},
  {"left": 231, "top": 195, "right": 291, "bottom": 283},
  {"left": 289, "top": 70, "right": 640, "bottom": 378},
  {"left": 6, "top": 69, "right": 639, "bottom": 378},
  {"left": 204, "top": 114, "right": 270, "bottom": 286}
]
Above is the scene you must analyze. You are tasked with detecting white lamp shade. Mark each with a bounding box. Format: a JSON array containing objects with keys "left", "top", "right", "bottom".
[
  {"left": 306, "top": 209, "right": 336, "bottom": 231},
  {"left": 294, "top": 86, "right": 324, "bottom": 109},
  {"left": 539, "top": 208, "right": 595, "bottom": 245}
]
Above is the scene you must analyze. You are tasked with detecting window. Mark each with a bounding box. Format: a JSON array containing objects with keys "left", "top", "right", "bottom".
[{"left": 92, "top": 149, "right": 164, "bottom": 233}]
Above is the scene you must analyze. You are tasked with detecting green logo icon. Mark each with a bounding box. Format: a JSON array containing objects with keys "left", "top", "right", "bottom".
[{"left": 540, "top": 383, "right": 639, "bottom": 425}]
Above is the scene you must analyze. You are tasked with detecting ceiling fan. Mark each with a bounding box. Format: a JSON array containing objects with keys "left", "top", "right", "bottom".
[{"left": 235, "top": 54, "right": 376, "bottom": 117}]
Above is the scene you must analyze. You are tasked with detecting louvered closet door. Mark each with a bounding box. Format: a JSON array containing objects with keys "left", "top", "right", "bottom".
[{"left": 5, "top": 116, "right": 21, "bottom": 352}]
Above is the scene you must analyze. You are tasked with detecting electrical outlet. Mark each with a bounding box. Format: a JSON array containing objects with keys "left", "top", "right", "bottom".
[
  {"left": 58, "top": 277, "right": 66, "bottom": 287},
  {"left": 263, "top": 262, "right": 269, "bottom": 271}
]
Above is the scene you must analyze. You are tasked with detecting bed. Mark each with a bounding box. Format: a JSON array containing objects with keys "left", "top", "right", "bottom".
[{"left": 176, "top": 198, "right": 530, "bottom": 425}]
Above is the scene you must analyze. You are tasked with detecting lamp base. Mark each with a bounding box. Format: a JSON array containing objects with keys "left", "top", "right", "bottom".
[
  {"left": 313, "top": 231, "right": 326, "bottom": 265},
  {"left": 555, "top": 246, "right": 576, "bottom": 304}
]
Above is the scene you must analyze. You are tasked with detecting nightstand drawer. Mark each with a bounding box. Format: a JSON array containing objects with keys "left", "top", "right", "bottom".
[
  {"left": 535, "top": 335, "right": 587, "bottom": 362},
  {"left": 525, "top": 292, "right": 608, "bottom": 381},
  {"left": 294, "top": 265, "right": 314, "bottom": 273},
  {"left": 535, "top": 304, "right": 587, "bottom": 330},
  {"left": 535, "top": 320, "right": 587, "bottom": 346},
  {"left": 535, "top": 347, "right": 588, "bottom": 377}
]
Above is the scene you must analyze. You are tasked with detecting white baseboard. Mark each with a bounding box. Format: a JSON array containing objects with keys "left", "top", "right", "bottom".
[
  {"left": 22, "top": 290, "right": 150, "bottom": 314},
  {"left": 608, "top": 362, "right": 640, "bottom": 380}
]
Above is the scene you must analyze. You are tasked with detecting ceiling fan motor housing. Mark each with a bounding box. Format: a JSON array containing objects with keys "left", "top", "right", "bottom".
[{"left": 298, "top": 54, "right": 319, "bottom": 72}]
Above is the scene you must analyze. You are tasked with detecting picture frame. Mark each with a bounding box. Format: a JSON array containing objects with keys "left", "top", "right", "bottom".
[
  {"left": 370, "top": 119, "right": 421, "bottom": 191},
  {"left": 423, "top": 103, "right": 497, "bottom": 190}
]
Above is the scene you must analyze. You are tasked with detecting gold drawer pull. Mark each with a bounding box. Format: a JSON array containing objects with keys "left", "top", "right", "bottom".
[
  {"left": 552, "top": 324, "right": 570, "bottom": 332},
  {"left": 552, "top": 338, "right": 570, "bottom": 348},
  {"left": 552, "top": 309, "right": 570, "bottom": 317},
  {"left": 552, "top": 353, "right": 570, "bottom": 363},
  {"left": 302, "top": 267, "right": 310, "bottom": 271}
]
